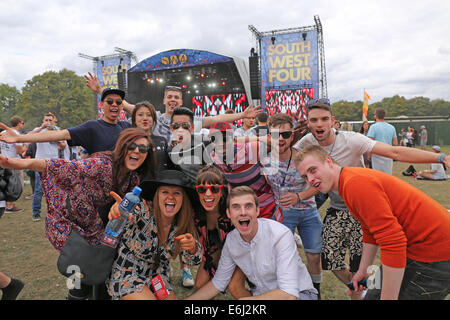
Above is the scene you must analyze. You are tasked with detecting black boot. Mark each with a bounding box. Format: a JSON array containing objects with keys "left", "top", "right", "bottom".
[
  {"left": 313, "top": 282, "right": 321, "bottom": 300},
  {"left": 1, "top": 278, "right": 24, "bottom": 300}
]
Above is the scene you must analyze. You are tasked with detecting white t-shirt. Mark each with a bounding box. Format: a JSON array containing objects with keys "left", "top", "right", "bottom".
[
  {"left": 293, "top": 130, "right": 376, "bottom": 210},
  {"left": 212, "top": 218, "right": 315, "bottom": 298},
  {"left": 34, "top": 128, "right": 62, "bottom": 159},
  {"left": 0, "top": 129, "right": 22, "bottom": 158}
]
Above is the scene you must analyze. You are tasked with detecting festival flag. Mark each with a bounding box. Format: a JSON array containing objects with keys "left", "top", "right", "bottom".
[{"left": 362, "top": 90, "right": 371, "bottom": 121}]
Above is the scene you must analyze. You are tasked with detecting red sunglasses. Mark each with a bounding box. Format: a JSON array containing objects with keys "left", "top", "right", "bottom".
[{"left": 195, "top": 185, "right": 223, "bottom": 194}]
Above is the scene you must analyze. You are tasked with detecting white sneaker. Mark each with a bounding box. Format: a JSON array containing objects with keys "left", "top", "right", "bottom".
[
  {"left": 180, "top": 268, "right": 194, "bottom": 288},
  {"left": 294, "top": 233, "right": 303, "bottom": 249}
]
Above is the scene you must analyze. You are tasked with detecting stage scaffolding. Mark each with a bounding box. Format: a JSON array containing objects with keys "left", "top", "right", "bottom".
[{"left": 248, "top": 15, "right": 328, "bottom": 99}]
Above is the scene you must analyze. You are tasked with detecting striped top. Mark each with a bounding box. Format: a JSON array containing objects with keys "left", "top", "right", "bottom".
[{"left": 211, "top": 141, "right": 276, "bottom": 219}]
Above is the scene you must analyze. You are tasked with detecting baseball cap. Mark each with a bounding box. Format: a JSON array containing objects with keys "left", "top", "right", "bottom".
[
  {"left": 432, "top": 145, "right": 440, "bottom": 152},
  {"left": 101, "top": 87, "right": 125, "bottom": 101}
]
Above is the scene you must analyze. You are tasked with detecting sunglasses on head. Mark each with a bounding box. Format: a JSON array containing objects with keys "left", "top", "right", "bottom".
[
  {"left": 306, "top": 98, "right": 330, "bottom": 106},
  {"left": 195, "top": 185, "right": 223, "bottom": 194},
  {"left": 165, "top": 85, "right": 182, "bottom": 91},
  {"left": 105, "top": 98, "right": 123, "bottom": 106},
  {"left": 127, "top": 142, "right": 149, "bottom": 153},
  {"left": 171, "top": 122, "right": 191, "bottom": 130},
  {"left": 270, "top": 130, "right": 293, "bottom": 139}
]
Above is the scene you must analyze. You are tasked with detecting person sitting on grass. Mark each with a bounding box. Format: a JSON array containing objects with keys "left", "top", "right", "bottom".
[{"left": 417, "top": 145, "right": 448, "bottom": 181}]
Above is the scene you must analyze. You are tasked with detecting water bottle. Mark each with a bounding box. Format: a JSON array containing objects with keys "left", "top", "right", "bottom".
[{"left": 102, "top": 186, "right": 142, "bottom": 248}]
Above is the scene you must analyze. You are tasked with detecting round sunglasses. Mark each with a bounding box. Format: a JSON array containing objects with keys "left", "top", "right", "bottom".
[
  {"left": 105, "top": 98, "right": 123, "bottom": 106},
  {"left": 195, "top": 185, "right": 223, "bottom": 194}
]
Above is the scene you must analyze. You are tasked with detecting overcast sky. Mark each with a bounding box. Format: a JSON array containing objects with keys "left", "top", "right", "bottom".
[{"left": 1, "top": 0, "right": 450, "bottom": 103}]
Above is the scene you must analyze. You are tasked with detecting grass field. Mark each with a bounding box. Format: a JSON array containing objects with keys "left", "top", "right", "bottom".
[{"left": 0, "top": 146, "right": 449, "bottom": 300}]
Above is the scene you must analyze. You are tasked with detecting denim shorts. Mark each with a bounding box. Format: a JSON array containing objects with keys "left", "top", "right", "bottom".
[{"left": 278, "top": 206, "right": 322, "bottom": 254}]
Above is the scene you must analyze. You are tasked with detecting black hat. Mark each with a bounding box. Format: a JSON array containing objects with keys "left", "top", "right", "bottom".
[
  {"left": 101, "top": 87, "right": 125, "bottom": 101},
  {"left": 139, "top": 170, "right": 199, "bottom": 205}
]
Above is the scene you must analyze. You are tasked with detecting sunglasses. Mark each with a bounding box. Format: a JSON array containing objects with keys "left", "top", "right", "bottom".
[
  {"left": 306, "top": 98, "right": 330, "bottom": 106},
  {"left": 127, "top": 142, "right": 149, "bottom": 154},
  {"left": 165, "top": 85, "right": 182, "bottom": 91},
  {"left": 105, "top": 98, "right": 123, "bottom": 106},
  {"left": 195, "top": 185, "right": 223, "bottom": 194},
  {"left": 270, "top": 130, "right": 293, "bottom": 139},
  {"left": 171, "top": 122, "right": 191, "bottom": 130}
]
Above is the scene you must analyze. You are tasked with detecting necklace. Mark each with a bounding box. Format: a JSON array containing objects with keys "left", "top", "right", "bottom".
[
  {"left": 280, "top": 148, "right": 293, "bottom": 187},
  {"left": 327, "top": 130, "right": 338, "bottom": 156}
]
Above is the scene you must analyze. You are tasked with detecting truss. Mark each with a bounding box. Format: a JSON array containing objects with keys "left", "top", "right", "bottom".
[{"left": 248, "top": 15, "right": 328, "bottom": 98}]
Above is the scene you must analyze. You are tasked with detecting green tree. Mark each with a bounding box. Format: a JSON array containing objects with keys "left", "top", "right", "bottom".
[
  {"left": 0, "top": 83, "right": 21, "bottom": 124},
  {"left": 18, "top": 69, "right": 97, "bottom": 130}
]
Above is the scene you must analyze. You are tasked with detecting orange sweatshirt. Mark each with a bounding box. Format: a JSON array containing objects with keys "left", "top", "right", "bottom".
[{"left": 339, "top": 167, "right": 450, "bottom": 268}]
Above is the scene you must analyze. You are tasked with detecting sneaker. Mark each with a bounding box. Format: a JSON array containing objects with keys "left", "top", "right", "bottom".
[
  {"left": 32, "top": 215, "right": 41, "bottom": 222},
  {"left": 294, "top": 233, "right": 303, "bottom": 249},
  {"left": 5, "top": 206, "right": 23, "bottom": 213},
  {"left": 180, "top": 268, "right": 194, "bottom": 288}
]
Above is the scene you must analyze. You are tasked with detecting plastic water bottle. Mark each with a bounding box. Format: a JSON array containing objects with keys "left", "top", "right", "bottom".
[{"left": 102, "top": 186, "right": 142, "bottom": 248}]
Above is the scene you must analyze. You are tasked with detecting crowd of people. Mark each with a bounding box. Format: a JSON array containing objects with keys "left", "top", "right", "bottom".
[{"left": 0, "top": 76, "right": 449, "bottom": 301}]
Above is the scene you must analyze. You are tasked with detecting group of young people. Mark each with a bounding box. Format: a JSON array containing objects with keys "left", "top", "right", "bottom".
[{"left": 0, "top": 77, "right": 449, "bottom": 300}]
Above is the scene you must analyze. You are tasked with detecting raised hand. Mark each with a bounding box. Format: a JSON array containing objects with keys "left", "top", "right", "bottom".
[
  {"left": 84, "top": 72, "right": 103, "bottom": 94},
  {"left": 0, "top": 123, "right": 19, "bottom": 143},
  {"left": 242, "top": 104, "right": 262, "bottom": 118}
]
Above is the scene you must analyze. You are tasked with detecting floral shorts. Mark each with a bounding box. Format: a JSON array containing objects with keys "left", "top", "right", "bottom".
[{"left": 321, "top": 207, "right": 363, "bottom": 273}]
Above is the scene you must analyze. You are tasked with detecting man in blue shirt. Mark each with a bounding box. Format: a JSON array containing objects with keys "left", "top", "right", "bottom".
[
  {"left": 367, "top": 108, "right": 398, "bottom": 174},
  {"left": 0, "top": 88, "right": 131, "bottom": 155}
]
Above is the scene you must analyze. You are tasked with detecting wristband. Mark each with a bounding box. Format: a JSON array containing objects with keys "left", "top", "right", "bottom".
[{"left": 437, "top": 153, "right": 446, "bottom": 163}]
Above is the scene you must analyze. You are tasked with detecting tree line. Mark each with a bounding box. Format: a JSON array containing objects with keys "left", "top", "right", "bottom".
[{"left": 1, "top": 69, "right": 449, "bottom": 131}]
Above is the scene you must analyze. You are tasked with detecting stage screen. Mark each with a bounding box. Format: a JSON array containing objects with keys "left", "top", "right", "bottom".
[
  {"left": 260, "top": 30, "right": 319, "bottom": 113},
  {"left": 264, "top": 88, "right": 314, "bottom": 121},
  {"left": 192, "top": 93, "right": 248, "bottom": 126}
]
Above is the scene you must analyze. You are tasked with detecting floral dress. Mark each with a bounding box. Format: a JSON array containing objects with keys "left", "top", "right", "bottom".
[
  {"left": 107, "top": 203, "right": 202, "bottom": 299},
  {"left": 41, "top": 153, "right": 140, "bottom": 250},
  {"left": 195, "top": 215, "right": 234, "bottom": 278}
]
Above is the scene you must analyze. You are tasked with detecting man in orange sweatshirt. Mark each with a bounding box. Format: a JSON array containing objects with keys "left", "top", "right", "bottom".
[{"left": 294, "top": 145, "right": 450, "bottom": 300}]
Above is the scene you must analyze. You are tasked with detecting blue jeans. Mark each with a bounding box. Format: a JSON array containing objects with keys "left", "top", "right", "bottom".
[
  {"left": 32, "top": 172, "right": 43, "bottom": 217},
  {"left": 279, "top": 206, "right": 322, "bottom": 254},
  {"left": 365, "top": 259, "right": 450, "bottom": 300}
]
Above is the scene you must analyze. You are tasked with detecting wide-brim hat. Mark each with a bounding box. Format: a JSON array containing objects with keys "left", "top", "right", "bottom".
[{"left": 139, "top": 170, "right": 199, "bottom": 206}]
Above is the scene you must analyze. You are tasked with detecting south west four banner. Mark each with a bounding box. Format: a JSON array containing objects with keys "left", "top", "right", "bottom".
[
  {"left": 96, "top": 56, "right": 131, "bottom": 119},
  {"left": 260, "top": 30, "right": 319, "bottom": 118}
]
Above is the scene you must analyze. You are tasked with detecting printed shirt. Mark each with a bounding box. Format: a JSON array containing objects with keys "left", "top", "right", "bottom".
[
  {"left": 41, "top": 153, "right": 140, "bottom": 250},
  {"left": 261, "top": 152, "right": 316, "bottom": 210}
]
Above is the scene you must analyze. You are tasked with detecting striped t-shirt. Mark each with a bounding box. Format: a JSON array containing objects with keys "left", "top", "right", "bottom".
[{"left": 211, "top": 141, "right": 276, "bottom": 219}]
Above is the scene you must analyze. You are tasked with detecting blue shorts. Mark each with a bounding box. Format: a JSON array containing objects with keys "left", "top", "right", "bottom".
[{"left": 278, "top": 206, "right": 322, "bottom": 254}]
